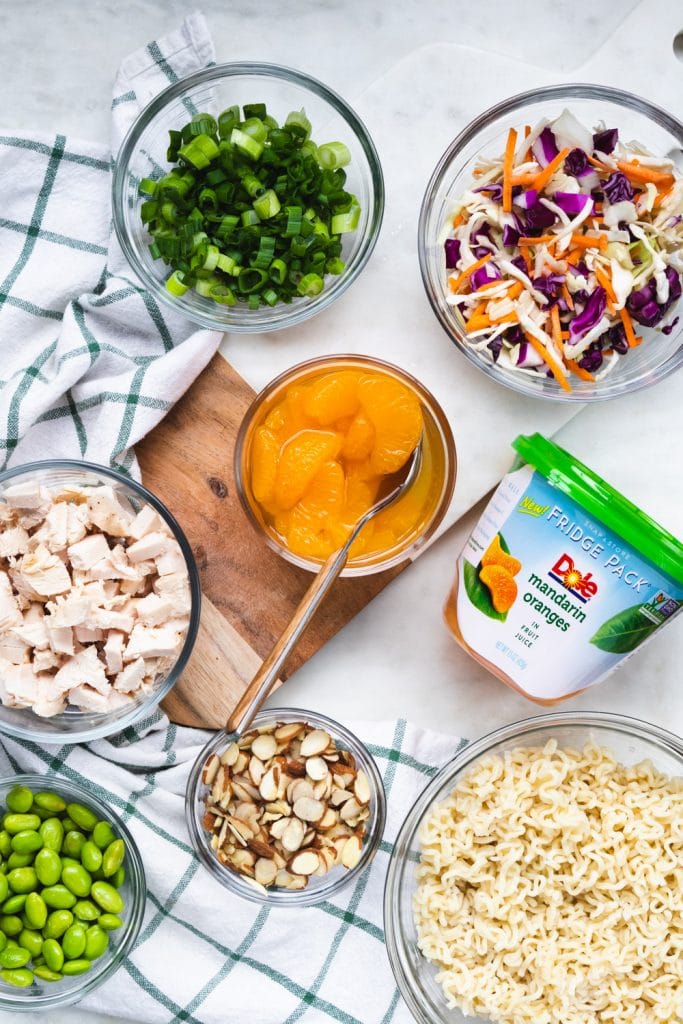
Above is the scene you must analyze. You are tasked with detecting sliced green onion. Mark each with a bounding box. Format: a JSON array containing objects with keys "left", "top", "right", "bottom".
[
  {"left": 179, "top": 134, "right": 220, "bottom": 169},
  {"left": 297, "top": 273, "right": 324, "bottom": 296},
  {"left": 251, "top": 236, "right": 276, "bottom": 269},
  {"left": 253, "top": 189, "right": 281, "bottom": 220},
  {"left": 270, "top": 258, "right": 287, "bottom": 284},
  {"left": 166, "top": 270, "right": 189, "bottom": 296},
  {"left": 262, "top": 288, "right": 279, "bottom": 306},
  {"left": 317, "top": 142, "right": 352, "bottom": 169},
  {"left": 284, "top": 207, "right": 303, "bottom": 236},
  {"left": 242, "top": 118, "right": 268, "bottom": 145},
  {"left": 285, "top": 108, "right": 312, "bottom": 140},
  {"left": 243, "top": 102, "right": 267, "bottom": 120},
  {"left": 189, "top": 113, "right": 218, "bottom": 137},
  {"left": 139, "top": 178, "right": 158, "bottom": 197},
  {"left": 326, "top": 257, "right": 345, "bottom": 275},
  {"left": 241, "top": 209, "right": 261, "bottom": 227},
  {"left": 218, "top": 106, "right": 240, "bottom": 139},
  {"left": 238, "top": 268, "right": 269, "bottom": 293},
  {"left": 230, "top": 128, "right": 264, "bottom": 161},
  {"left": 217, "top": 253, "right": 238, "bottom": 275},
  {"left": 210, "top": 284, "right": 237, "bottom": 305},
  {"left": 330, "top": 204, "right": 360, "bottom": 234}
]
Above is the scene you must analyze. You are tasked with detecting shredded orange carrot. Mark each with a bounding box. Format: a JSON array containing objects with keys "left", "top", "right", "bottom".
[
  {"left": 474, "top": 278, "right": 506, "bottom": 294},
  {"left": 452, "top": 212, "right": 465, "bottom": 228},
  {"left": 522, "top": 329, "right": 572, "bottom": 392},
  {"left": 595, "top": 266, "right": 617, "bottom": 306},
  {"left": 465, "top": 315, "right": 491, "bottom": 333},
  {"left": 518, "top": 235, "right": 556, "bottom": 246},
  {"left": 471, "top": 167, "right": 484, "bottom": 178},
  {"left": 510, "top": 172, "right": 538, "bottom": 186},
  {"left": 531, "top": 148, "right": 570, "bottom": 194},
  {"left": 489, "top": 310, "right": 519, "bottom": 325},
  {"left": 506, "top": 281, "right": 524, "bottom": 300},
  {"left": 523, "top": 124, "right": 532, "bottom": 162},
  {"left": 653, "top": 184, "right": 674, "bottom": 209},
  {"left": 448, "top": 253, "right": 493, "bottom": 293},
  {"left": 550, "top": 305, "right": 562, "bottom": 349},
  {"left": 593, "top": 201, "right": 603, "bottom": 214},
  {"left": 566, "top": 359, "right": 596, "bottom": 382},
  {"left": 587, "top": 155, "right": 612, "bottom": 172},
  {"left": 519, "top": 246, "right": 533, "bottom": 275},
  {"left": 617, "top": 160, "right": 675, "bottom": 190},
  {"left": 561, "top": 282, "right": 574, "bottom": 311},
  {"left": 563, "top": 248, "right": 583, "bottom": 267},
  {"left": 569, "top": 233, "right": 608, "bottom": 252},
  {"left": 619, "top": 306, "right": 640, "bottom": 347},
  {"left": 560, "top": 330, "right": 570, "bottom": 339},
  {"left": 502, "top": 128, "right": 518, "bottom": 214}
]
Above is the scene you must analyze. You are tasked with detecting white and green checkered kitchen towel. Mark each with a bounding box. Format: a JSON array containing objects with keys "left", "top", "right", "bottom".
[
  {"left": 0, "top": 12, "right": 221, "bottom": 475},
  {"left": 0, "top": 713, "right": 466, "bottom": 1023}
]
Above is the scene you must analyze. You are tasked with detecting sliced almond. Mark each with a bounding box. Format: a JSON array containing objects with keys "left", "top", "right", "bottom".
[
  {"left": 281, "top": 816, "right": 305, "bottom": 853},
  {"left": 275, "top": 868, "right": 295, "bottom": 888},
  {"left": 248, "top": 836, "right": 277, "bottom": 859},
  {"left": 211, "top": 766, "right": 231, "bottom": 803},
  {"left": 300, "top": 729, "right": 331, "bottom": 758},
  {"left": 285, "top": 759, "right": 306, "bottom": 777},
  {"left": 289, "top": 779, "right": 315, "bottom": 803},
  {"left": 353, "top": 770, "right": 371, "bottom": 805},
  {"left": 289, "top": 850, "right": 320, "bottom": 876},
  {"left": 274, "top": 722, "right": 305, "bottom": 743},
  {"left": 203, "top": 811, "right": 219, "bottom": 831},
  {"left": 232, "top": 779, "right": 257, "bottom": 803},
  {"left": 341, "top": 834, "right": 362, "bottom": 869},
  {"left": 248, "top": 755, "right": 265, "bottom": 786},
  {"left": 220, "top": 742, "right": 240, "bottom": 767},
  {"left": 234, "top": 751, "right": 249, "bottom": 775},
  {"left": 254, "top": 857, "right": 278, "bottom": 887},
  {"left": 225, "top": 816, "right": 253, "bottom": 846},
  {"left": 318, "top": 807, "right": 338, "bottom": 831},
  {"left": 202, "top": 753, "right": 220, "bottom": 786},
  {"left": 255, "top": 723, "right": 277, "bottom": 734},
  {"left": 330, "top": 787, "right": 354, "bottom": 808},
  {"left": 251, "top": 733, "right": 278, "bottom": 761},
  {"left": 340, "top": 797, "right": 363, "bottom": 824},
  {"left": 269, "top": 817, "right": 290, "bottom": 840},
  {"left": 259, "top": 766, "right": 279, "bottom": 802},
  {"left": 306, "top": 756, "right": 329, "bottom": 781},
  {"left": 293, "top": 796, "right": 325, "bottom": 823}
]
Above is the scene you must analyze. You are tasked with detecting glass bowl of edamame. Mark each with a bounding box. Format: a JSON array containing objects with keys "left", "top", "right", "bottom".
[{"left": 0, "top": 774, "right": 145, "bottom": 1010}]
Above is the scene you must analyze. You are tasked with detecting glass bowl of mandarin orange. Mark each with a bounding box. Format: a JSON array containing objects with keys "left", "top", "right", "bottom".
[{"left": 235, "top": 355, "right": 456, "bottom": 574}]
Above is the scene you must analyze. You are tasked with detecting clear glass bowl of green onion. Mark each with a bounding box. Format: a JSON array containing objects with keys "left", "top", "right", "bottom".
[{"left": 113, "top": 62, "right": 385, "bottom": 333}]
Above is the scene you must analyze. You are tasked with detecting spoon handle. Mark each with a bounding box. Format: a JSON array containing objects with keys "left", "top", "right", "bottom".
[{"left": 225, "top": 543, "right": 351, "bottom": 733}]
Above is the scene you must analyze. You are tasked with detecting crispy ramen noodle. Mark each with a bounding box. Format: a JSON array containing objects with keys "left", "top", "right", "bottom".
[{"left": 414, "top": 741, "right": 682, "bottom": 1024}]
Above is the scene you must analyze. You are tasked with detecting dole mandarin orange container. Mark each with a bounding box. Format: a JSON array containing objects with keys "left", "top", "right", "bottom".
[{"left": 235, "top": 355, "right": 456, "bottom": 575}]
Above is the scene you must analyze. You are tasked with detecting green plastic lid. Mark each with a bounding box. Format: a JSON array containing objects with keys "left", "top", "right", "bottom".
[{"left": 512, "top": 433, "right": 683, "bottom": 586}]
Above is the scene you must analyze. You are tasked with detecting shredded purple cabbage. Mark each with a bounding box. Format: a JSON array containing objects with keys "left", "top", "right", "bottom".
[
  {"left": 568, "top": 286, "right": 607, "bottom": 343},
  {"left": 578, "top": 342, "right": 604, "bottom": 373},
  {"left": 471, "top": 223, "right": 493, "bottom": 259},
  {"left": 524, "top": 202, "right": 556, "bottom": 232},
  {"left": 513, "top": 189, "right": 538, "bottom": 210},
  {"left": 510, "top": 255, "right": 528, "bottom": 277},
  {"left": 506, "top": 324, "right": 524, "bottom": 345},
  {"left": 553, "top": 191, "right": 594, "bottom": 216},
  {"left": 502, "top": 223, "right": 520, "bottom": 247},
  {"left": 471, "top": 263, "right": 502, "bottom": 291},
  {"left": 564, "top": 148, "right": 590, "bottom": 177},
  {"left": 487, "top": 336, "right": 503, "bottom": 361},
  {"left": 473, "top": 182, "right": 503, "bottom": 201},
  {"left": 627, "top": 267, "right": 682, "bottom": 327},
  {"left": 592, "top": 128, "right": 618, "bottom": 154},
  {"left": 444, "top": 238, "right": 461, "bottom": 269},
  {"left": 603, "top": 171, "right": 634, "bottom": 204},
  {"left": 663, "top": 316, "right": 680, "bottom": 336},
  {"left": 532, "top": 127, "right": 559, "bottom": 167},
  {"left": 604, "top": 323, "right": 629, "bottom": 354}
]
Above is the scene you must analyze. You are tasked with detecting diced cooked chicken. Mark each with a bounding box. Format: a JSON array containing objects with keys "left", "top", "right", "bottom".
[
  {"left": 46, "top": 592, "right": 91, "bottom": 628},
  {"left": 67, "top": 533, "right": 111, "bottom": 570},
  {"left": 131, "top": 593, "right": 174, "bottom": 627},
  {"left": 88, "top": 486, "right": 133, "bottom": 538},
  {"left": 114, "top": 657, "right": 146, "bottom": 693},
  {"left": 32, "top": 675, "right": 67, "bottom": 718},
  {"left": 154, "top": 540, "right": 186, "bottom": 576},
  {"left": 90, "top": 607, "right": 134, "bottom": 633},
  {"left": 47, "top": 623, "right": 75, "bottom": 657},
  {"left": 0, "top": 572, "right": 22, "bottom": 630},
  {"left": 3, "top": 663, "right": 41, "bottom": 706},
  {"left": 17, "top": 545, "right": 72, "bottom": 597},
  {"left": 126, "top": 532, "right": 168, "bottom": 564},
  {"left": 103, "top": 631, "right": 125, "bottom": 675},
  {"left": 32, "top": 648, "right": 61, "bottom": 674},
  {"left": 118, "top": 577, "right": 149, "bottom": 596},
  {"left": 0, "top": 526, "right": 30, "bottom": 559},
  {"left": 67, "top": 685, "right": 132, "bottom": 713},
  {"left": 3, "top": 481, "right": 44, "bottom": 509},
  {"left": 8, "top": 567, "right": 44, "bottom": 604},
  {"left": 153, "top": 572, "right": 191, "bottom": 615},
  {"left": 10, "top": 616, "right": 49, "bottom": 650},
  {"left": 74, "top": 625, "right": 104, "bottom": 643},
  {"left": 129, "top": 505, "right": 164, "bottom": 541},
  {"left": 0, "top": 632, "right": 29, "bottom": 665},
  {"left": 52, "top": 646, "right": 109, "bottom": 697},
  {"left": 0, "top": 502, "right": 17, "bottom": 525},
  {"left": 125, "top": 624, "right": 180, "bottom": 661}
]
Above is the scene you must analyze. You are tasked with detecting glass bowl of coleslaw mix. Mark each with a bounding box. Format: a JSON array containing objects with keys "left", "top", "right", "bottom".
[
  {"left": 384, "top": 711, "right": 683, "bottom": 1024},
  {"left": 419, "top": 84, "right": 683, "bottom": 401},
  {"left": 113, "top": 62, "right": 384, "bottom": 333}
]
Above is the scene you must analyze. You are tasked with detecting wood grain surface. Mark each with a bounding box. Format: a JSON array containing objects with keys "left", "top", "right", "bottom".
[{"left": 136, "top": 354, "right": 405, "bottom": 729}]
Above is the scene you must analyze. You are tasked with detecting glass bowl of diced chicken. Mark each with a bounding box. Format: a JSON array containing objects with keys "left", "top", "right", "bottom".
[{"left": 0, "top": 461, "right": 201, "bottom": 743}]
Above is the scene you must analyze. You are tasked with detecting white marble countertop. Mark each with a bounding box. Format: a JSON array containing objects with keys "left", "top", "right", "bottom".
[{"left": 2, "top": 1, "right": 682, "bottom": 1021}]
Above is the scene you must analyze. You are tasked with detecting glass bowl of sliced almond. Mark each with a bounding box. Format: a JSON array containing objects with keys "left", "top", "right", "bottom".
[{"left": 185, "top": 708, "right": 386, "bottom": 905}]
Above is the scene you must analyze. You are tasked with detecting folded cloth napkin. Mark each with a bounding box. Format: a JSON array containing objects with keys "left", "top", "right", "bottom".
[
  {"left": 0, "top": 714, "right": 466, "bottom": 1023},
  {"left": 0, "top": 12, "right": 221, "bottom": 476}
]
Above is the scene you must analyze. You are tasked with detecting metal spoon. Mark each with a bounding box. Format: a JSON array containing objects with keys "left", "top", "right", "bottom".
[{"left": 225, "top": 437, "right": 424, "bottom": 734}]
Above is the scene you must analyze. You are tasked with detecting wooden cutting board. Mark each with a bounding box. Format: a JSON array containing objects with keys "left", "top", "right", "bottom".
[{"left": 136, "top": 354, "right": 406, "bottom": 729}]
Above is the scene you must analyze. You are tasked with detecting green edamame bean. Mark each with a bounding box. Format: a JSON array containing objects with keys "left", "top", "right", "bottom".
[
  {"left": 102, "top": 839, "right": 125, "bottom": 878},
  {"left": 0, "top": 945, "right": 30, "bottom": 969},
  {"left": 7, "top": 868, "right": 37, "bottom": 894},
  {"left": 6, "top": 787, "right": 33, "bottom": 814},
  {"left": 39, "top": 818, "right": 64, "bottom": 853},
  {"left": 10, "top": 830, "right": 43, "bottom": 855},
  {"left": 90, "top": 881, "right": 123, "bottom": 914},
  {"left": 73, "top": 899, "right": 99, "bottom": 922},
  {"left": 35, "top": 849, "right": 61, "bottom": 887},
  {"left": 41, "top": 885, "right": 76, "bottom": 910},
  {"left": 18, "top": 928, "right": 43, "bottom": 959},
  {"left": 91, "top": 867, "right": 106, "bottom": 882},
  {"left": 63, "top": 830, "right": 86, "bottom": 859},
  {"left": 34, "top": 966, "right": 62, "bottom": 982},
  {"left": 62, "top": 923, "right": 86, "bottom": 960},
  {"left": 66, "top": 804, "right": 97, "bottom": 833},
  {"left": 0, "top": 915, "right": 22, "bottom": 936},
  {"left": 33, "top": 792, "right": 66, "bottom": 815},
  {"left": 81, "top": 841, "right": 102, "bottom": 873},
  {"left": 30, "top": 805, "right": 54, "bottom": 821},
  {"left": 112, "top": 867, "right": 125, "bottom": 889},
  {"left": 41, "top": 938, "right": 64, "bottom": 972},
  {"left": 5, "top": 939, "right": 18, "bottom": 949},
  {"left": 0, "top": 933, "right": 6, "bottom": 953},
  {"left": 0, "top": 967, "right": 33, "bottom": 987},
  {"left": 84, "top": 924, "right": 108, "bottom": 960},
  {"left": 24, "top": 892, "right": 47, "bottom": 930},
  {"left": 62, "top": 863, "right": 92, "bottom": 898},
  {"left": 61, "top": 958, "right": 91, "bottom": 976},
  {"left": 60, "top": 817, "right": 77, "bottom": 833},
  {"left": 3, "top": 814, "right": 40, "bottom": 835},
  {"left": 0, "top": 874, "right": 7, "bottom": 904},
  {"left": 20, "top": 912, "right": 32, "bottom": 930},
  {"left": 2, "top": 895, "right": 26, "bottom": 914},
  {"left": 43, "top": 909, "right": 73, "bottom": 939},
  {"left": 6, "top": 853, "right": 33, "bottom": 870},
  {"left": 97, "top": 913, "right": 122, "bottom": 931},
  {"left": 0, "top": 832, "right": 11, "bottom": 859},
  {"left": 91, "top": 821, "right": 116, "bottom": 850}
]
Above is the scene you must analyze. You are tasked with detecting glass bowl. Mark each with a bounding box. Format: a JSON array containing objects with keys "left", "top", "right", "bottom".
[
  {"left": 0, "top": 460, "right": 201, "bottom": 745},
  {"left": 384, "top": 710, "right": 683, "bottom": 1024},
  {"left": 112, "top": 61, "right": 384, "bottom": 333},
  {"left": 186, "top": 707, "right": 386, "bottom": 906},
  {"left": 234, "top": 354, "right": 457, "bottom": 576},
  {"left": 418, "top": 83, "right": 683, "bottom": 402},
  {"left": 0, "top": 773, "right": 145, "bottom": 1011}
]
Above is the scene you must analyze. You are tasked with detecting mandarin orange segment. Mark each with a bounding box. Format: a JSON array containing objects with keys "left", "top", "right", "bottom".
[
  {"left": 341, "top": 411, "right": 375, "bottom": 461},
  {"left": 357, "top": 374, "right": 423, "bottom": 474},
  {"left": 481, "top": 534, "right": 522, "bottom": 576},
  {"left": 265, "top": 386, "right": 312, "bottom": 443},
  {"left": 250, "top": 427, "right": 280, "bottom": 506},
  {"left": 274, "top": 430, "right": 343, "bottom": 510},
  {"left": 297, "top": 460, "right": 345, "bottom": 524},
  {"left": 303, "top": 371, "right": 362, "bottom": 426},
  {"left": 479, "top": 564, "right": 518, "bottom": 613}
]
